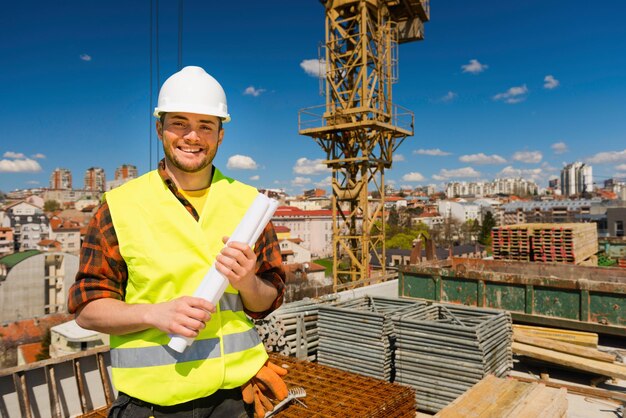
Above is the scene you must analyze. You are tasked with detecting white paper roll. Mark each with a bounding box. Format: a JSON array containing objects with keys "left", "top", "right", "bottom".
[{"left": 168, "top": 193, "right": 278, "bottom": 353}]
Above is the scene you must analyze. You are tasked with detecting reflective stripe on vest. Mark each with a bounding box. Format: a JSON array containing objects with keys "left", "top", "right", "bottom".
[{"left": 111, "top": 327, "right": 261, "bottom": 368}]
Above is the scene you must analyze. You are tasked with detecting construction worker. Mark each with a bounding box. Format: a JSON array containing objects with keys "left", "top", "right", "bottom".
[{"left": 68, "top": 66, "right": 287, "bottom": 417}]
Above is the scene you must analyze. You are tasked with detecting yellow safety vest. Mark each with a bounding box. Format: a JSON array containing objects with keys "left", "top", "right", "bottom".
[{"left": 106, "top": 168, "right": 268, "bottom": 406}]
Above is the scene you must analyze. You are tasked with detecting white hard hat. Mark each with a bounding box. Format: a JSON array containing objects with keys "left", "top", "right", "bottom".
[{"left": 154, "top": 66, "right": 231, "bottom": 123}]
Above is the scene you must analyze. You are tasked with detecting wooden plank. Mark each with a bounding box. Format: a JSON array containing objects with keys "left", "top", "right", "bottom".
[
  {"left": 510, "top": 375, "right": 626, "bottom": 404},
  {"left": 512, "top": 330, "right": 616, "bottom": 363},
  {"left": 512, "top": 342, "right": 626, "bottom": 380},
  {"left": 45, "top": 365, "right": 62, "bottom": 418},
  {"left": 435, "top": 375, "right": 503, "bottom": 417},
  {"left": 512, "top": 324, "right": 598, "bottom": 347},
  {"left": 507, "top": 384, "right": 568, "bottom": 418}
]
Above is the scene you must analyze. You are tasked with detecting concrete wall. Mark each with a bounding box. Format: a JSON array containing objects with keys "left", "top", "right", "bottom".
[{"left": 0, "top": 252, "right": 79, "bottom": 323}]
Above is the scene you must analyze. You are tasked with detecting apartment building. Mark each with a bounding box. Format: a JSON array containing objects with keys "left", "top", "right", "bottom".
[
  {"left": 437, "top": 200, "right": 480, "bottom": 223},
  {"left": 561, "top": 162, "right": 593, "bottom": 196},
  {"left": 0, "top": 227, "right": 14, "bottom": 256},
  {"left": 272, "top": 206, "right": 334, "bottom": 258},
  {"left": 2, "top": 201, "right": 50, "bottom": 252},
  {"left": 107, "top": 164, "right": 139, "bottom": 190},
  {"left": 501, "top": 199, "right": 593, "bottom": 225},
  {"left": 445, "top": 178, "right": 538, "bottom": 198},
  {"left": 50, "top": 168, "right": 72, "bottom": 190},
  {"left": 84, "top": 167, "right": 106, "bottom": 192}
]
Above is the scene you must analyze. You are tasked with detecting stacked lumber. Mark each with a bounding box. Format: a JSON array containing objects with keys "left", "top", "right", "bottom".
[
  {"left": 434, "top": 375, "right": 568, "bottom": 418},
  {"left": 254, "top": 296, "right": 337, "bottom": 361},
  {"left": 513, "top": 324, "right": 599, "bottom": 347},
  {"left": 512, "top": 327, "right": 626, "bottom": 380},
  {"left": 530, "top": 223, "right": 597, "bottom": 264},
  {"left": 491, "top": 223, "right": 598, "bottom": 265},
  {"left": 392, "top": 304, "right": 513, "bottom": 413},
  {"left": 491, "top": 225, "right": 531, "bottom": 261}
]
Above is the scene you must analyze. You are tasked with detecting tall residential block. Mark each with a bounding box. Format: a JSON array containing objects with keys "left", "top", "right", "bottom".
[
  {"left": 84, "top": 167, "right": 106, "bottom": 192},
  {"left": 50, "top": 168, "right": 72, "bottom": 190},
  {"left": 560, "top": 162, "right": 593, "bottom": 196},
  {"left": 115, "top": 164, "right": 138, "bottom": 181}
]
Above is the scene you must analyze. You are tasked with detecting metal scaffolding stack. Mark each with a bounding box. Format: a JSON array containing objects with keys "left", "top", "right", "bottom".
[
  {"left": 392, "top": 304, "right": 513, "bottom": 413},
  {"left": 317, "top": 296, "right": 418, "bottom": 381},
  {"left": 254, "top": 296, "right": 337, "bottom": 361}
]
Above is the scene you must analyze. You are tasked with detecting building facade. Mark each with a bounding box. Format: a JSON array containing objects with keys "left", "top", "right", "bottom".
[
  {"left": 84, "top": 167, "right": 106, "bottom": 192},
  {"left": 50, "top": 168, "right": 72, "bottom": 190},
  {"left": 561, "top": 162, "right": 593, "bottom": 196},
  {"left": 272, "top": 206, "right": 335, "bottom": 258}
]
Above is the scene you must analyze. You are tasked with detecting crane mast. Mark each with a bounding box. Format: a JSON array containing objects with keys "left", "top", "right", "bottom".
[{"left": 299, "top": 0, "right": 429, "bottom": 290}]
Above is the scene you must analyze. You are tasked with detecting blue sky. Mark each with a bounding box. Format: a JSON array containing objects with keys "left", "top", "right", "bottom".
[{"left": 1, "top": 1, "right": 626, "bottom": 195}]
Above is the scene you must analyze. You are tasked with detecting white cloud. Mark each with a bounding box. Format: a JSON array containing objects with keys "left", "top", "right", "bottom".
[
  {"left": 497, "top": 165, "right": 544, "bottom": 182},
  {"left": 439, "top": 91, "right": 458, "bottom": 103},
  {"left": 512, "top": 150, "right": 542, "bottom": 164},
  {"left": 226, "top": 154, "right": 258, "bottom": 170},
  {"left": 587, "top": 149, "right": 626, "bottom": 164},
  {"left": 4, "top": 151, "right": 26, "bottom": 159},
  {"left": 413, "top": 148, "right": 452, "bottom": 156},
  {"left": 249, "top": 175, "right": 260, "bottom": 181},
  {"left": 394, "top": 154, "right": 405, "bottom": 162},
  {"left": 32, "top": 153, "right": 46, "bottom": 159},
  {"left": 459, "top": 153, "right": 506, "bottom": 165},
  {"left": 493, "top": 85, "right": 528, "bottom": 104},
  {"left": 0, "top": 158, "right": 42, "bottom": 173},
  {"left": 402, "top": 172, "right": 425, "bottom": 182},
  {"left": 293, "top": 157, "right": 329, "bottom": 175},
  {"left": 80, "top": 53, "right": 92, "bottom": 62},
  {"left": 292, "top": 176, "right": 312, "bottom": 186},
  {"left": 543, "top": 75, "right": 560, "bottom": 90},
  {"left": 300, "top": 59, "right": 326, "bottom": 78},
  {"left": 243, "top": 86, "right": 266, "bottom": 97},
  {"left": 432, "top": 167, "right": 481, "bottom": 181},
  {"left": 26, "top": 180, "right": 40, "bottom": 185},
  {"left": 551, "top": 142, "right": 568, "bottom": 154},
  {"left": 461, "top": 59, "right": 488, "bottom": 74},
  {"left": 616, "top": 164, "right": 626, "bottom": 171},
  {"left": 315, "top": 176, "right": 332, "bottom": 188}
]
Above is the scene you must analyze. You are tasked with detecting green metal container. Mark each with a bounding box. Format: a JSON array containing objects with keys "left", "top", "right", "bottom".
[{"left": 399, "top": 258, "right": 626, "bottom": 337}]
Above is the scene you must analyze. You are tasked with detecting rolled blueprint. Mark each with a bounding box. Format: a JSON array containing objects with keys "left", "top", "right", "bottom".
[{"left": 168, "top": 193, "right": 279, "bottom": 353}]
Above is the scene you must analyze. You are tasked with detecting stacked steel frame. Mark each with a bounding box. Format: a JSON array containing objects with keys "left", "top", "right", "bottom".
[
  {"left": 316, "top": 296, "right": 417, "bottom": 381},
  {"left": 254, "top": 296, "right": 337, "bottom": 361},
  {"left": 392, "top": 304, "right": 513, "bottom": 413}
]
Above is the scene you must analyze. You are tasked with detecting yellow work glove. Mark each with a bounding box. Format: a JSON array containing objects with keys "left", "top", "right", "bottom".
[{"left": 241, "top": 360, "right": 288, "bottom": 418}]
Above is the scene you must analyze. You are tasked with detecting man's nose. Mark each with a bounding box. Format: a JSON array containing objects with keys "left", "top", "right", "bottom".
[{"left": 183, "top": 129, "right": 200, "bottom": 141}]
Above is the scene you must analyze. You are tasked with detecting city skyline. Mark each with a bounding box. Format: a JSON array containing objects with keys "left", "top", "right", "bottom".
[{"left": 1, "top": 1, "right": 626, "bottom": 194}]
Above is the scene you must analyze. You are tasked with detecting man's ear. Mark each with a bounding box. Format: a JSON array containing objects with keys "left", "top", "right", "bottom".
[
  {"left": 156, "top": 120, "right": 163, "bottom": 141},
  {"left": 218, "top": 127, "right": 224, "bottom": 146}
]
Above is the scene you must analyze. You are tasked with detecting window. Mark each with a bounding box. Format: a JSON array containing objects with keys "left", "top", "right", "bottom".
[{"left": 616, "top": 221, "right": 624, "bottom": 237}]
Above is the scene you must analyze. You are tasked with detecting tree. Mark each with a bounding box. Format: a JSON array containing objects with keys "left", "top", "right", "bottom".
[
  {"left": 44, "top": 199, "right": 61, "bottom": 212},
  {"left": 479, "top": 211, "right": 496, "bottom": 246}
]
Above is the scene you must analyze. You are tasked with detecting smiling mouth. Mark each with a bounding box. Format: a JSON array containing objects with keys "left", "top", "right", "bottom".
[{"left": 178, "top": 146, "right": 203, "bottom": 154}]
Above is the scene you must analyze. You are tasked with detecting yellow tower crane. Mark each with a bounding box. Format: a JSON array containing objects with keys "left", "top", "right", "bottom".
[{"left": 299, "top": 0, "right": 429, "bottom": 290}]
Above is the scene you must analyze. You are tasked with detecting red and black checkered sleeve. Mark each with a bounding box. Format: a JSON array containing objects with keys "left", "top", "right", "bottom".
[
  {"left": 67, "top": 202, "right": 127, "bottom": 314},
  {"left": 247, "top": 221, "right": 286, "bottom": 319}
]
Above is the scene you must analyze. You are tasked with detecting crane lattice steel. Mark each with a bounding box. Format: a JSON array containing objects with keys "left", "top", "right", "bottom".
[{"left": 299, "top": 0, "right": 429, "bottom": 290}]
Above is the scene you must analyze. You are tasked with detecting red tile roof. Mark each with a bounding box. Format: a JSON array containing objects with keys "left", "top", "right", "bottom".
[
  {"left": 274, "top": 225, "right": 291, "bottom": 233},
  {"left": 0, "top": 313, "right": 73, "bottom": 344},
  {"left": 18, "top": 342, "right": 43, "bottom": 364}
]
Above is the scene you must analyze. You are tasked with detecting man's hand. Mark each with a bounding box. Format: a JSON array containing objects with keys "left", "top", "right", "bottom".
[
  {"left": 146, "top": 296, "right": 216, "bottom": 338},
  {"left": 215, "top": 237, "right": 258, "bottom": 293}
]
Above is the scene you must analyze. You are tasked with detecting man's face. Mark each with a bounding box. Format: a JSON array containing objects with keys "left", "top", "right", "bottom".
[{"left": 157, "top": 112, "right": 224, "bottom": 174}]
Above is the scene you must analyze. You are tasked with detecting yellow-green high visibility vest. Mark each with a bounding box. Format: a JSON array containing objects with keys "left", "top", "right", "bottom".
[{"left": 105, "top": 168, "right": 268, "bottom": 406}]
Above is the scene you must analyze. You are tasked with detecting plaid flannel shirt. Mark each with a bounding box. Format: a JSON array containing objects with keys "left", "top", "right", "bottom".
[{"left": 67, "top": 161, "right": 285, "bottom": 319}]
